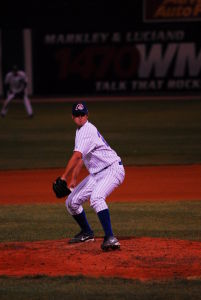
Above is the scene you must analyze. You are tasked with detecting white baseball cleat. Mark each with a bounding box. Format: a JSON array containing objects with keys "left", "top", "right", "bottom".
[{"left": 101, "top": 236, "right": 120, "bottom": 251}]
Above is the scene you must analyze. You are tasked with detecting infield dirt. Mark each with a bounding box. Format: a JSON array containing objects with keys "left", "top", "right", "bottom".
[{"left": 0, "top": 165, "right": 201, "bottom": 204}]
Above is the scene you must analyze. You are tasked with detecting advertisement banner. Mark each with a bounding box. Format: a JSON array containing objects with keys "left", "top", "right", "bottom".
[
  {"left": 33, "top": 27, "right": 201, "bottom": 96},
  {"left": 143, "top": 0, "right": 201, "bottom": 22}
]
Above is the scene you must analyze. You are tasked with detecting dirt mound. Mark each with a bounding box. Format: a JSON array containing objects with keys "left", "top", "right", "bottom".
[{"left": 0, "top": 237, "right": 201, "bottom": 281}]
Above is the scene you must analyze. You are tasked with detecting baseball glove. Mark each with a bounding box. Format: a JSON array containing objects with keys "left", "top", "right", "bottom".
[{"left": 52, "top": 177, "right": 71, "bottom": 198}]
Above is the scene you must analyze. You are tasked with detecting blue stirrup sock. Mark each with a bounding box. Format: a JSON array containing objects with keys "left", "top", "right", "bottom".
[
  {"left": 97, "top": 209, "right": 113, "bottom": 237},
  {"left": 72, "top": 210, "right": 93, "bottom": 233}
]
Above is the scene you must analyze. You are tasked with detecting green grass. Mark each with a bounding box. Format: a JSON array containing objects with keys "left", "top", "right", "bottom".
[
  {"left": 0, "top": 276, "right": 201, "bottom": 300},
  {"left": 0, "top": 99, "right": 201, "bottom": 169},
  {"left": 0, "top": 201, "right": 200, "bottom": 242},
  {"left": 1, "top": 99, "right": 201, "bottom": 299}
]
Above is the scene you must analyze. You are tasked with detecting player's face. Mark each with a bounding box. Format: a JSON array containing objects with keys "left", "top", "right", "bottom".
[{"left": 72, "top": 114, "right": 88, "bottom": 128}]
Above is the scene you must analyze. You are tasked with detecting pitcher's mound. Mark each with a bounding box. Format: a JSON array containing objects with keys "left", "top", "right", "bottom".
[{"left": 0, "top": 237, "right": 201, "bottom": 281}]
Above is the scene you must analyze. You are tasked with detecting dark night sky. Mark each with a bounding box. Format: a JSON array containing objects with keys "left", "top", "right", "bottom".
[{"left": 0, "top": 1, "right": 142, "bottom": 30}]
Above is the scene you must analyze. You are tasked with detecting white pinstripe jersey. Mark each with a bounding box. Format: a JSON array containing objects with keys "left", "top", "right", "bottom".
[
  {"left": 74, "top": 121, "right": 121, "bottom": 174},
  {"left": 5, "top": 71, "right": 27, "bottom": 94}
]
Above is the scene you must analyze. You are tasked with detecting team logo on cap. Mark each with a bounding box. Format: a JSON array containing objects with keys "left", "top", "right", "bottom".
[{"left": 75, "top": 103, "right": 84, "bottom": 111}]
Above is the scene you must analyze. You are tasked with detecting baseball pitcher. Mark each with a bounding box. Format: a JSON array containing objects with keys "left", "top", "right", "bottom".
[{"left": 53, "top": 101, "right": 125, "bottom": 251}]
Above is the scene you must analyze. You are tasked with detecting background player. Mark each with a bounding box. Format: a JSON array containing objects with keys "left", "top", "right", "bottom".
[
  {"left": 1, "top": 65, "right": 34, "bottom": 118},
  {"left": 58, "top": 101, "right": 125, "bottom": 251}
]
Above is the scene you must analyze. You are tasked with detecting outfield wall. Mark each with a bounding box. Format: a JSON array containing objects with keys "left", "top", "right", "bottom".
[{"left": 0, "top": 1, "right": 201, "bottom": 98}]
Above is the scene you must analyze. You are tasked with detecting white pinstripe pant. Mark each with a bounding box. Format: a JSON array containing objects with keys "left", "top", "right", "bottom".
[
  {"left": 66, "top": 161, "right": 125, "bottom": 215},
  {"left": 1, "top": 91, "right": 33, "bottom": 116}
]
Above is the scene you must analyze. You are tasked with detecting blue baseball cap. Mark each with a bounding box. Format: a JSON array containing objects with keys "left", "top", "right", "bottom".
[{"left": 72, "top": 101, "right": 88, "bottom": 116}]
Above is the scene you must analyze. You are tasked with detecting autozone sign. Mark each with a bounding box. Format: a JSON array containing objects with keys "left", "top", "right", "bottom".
[{"left": 143, "top": 0, "right": 201, "bottom": 22}]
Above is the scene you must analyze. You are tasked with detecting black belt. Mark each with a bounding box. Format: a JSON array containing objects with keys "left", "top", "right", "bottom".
[
  {"left": 95, "top": 161, "right": 123, "bottom": 174},
  {"left": 104, "top": 161, "right": 123, "bottom": 170}
]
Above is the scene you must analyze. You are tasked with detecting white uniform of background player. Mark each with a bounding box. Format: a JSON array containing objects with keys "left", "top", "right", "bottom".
[
  {"left": 1, "top": 65, "right": 33, "bottom": 118},
  {"left": 61, "top": 101, "right": 125, "bottom": 251}
]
